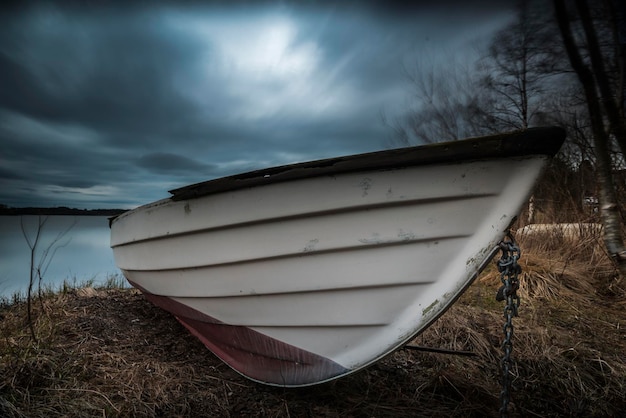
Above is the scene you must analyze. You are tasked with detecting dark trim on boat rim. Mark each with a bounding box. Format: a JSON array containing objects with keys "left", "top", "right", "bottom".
[{"left": 169, "top": 127, "right": 566, "bottom": 201}]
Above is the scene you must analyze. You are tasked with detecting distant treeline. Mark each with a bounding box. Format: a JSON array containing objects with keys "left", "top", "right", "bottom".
[{"left": 0, "top": 207, "right": 127, "bottom": 216}]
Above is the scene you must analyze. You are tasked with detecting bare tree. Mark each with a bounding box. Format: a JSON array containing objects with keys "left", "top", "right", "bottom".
[
  {"left": 20, "top": 216, "right": 74, "bottom": 342},
  {"left": 554, "top": 0, "right": 626, "bottom": 276},
  {"left": 392, "top": 1, "right": 569, "bottom": 146},
  {"left": 385, "top": 56, "right": 496, "bottom": 146},
  {"left": 481, "top": 0, "right": 568, "bottom": 131}
]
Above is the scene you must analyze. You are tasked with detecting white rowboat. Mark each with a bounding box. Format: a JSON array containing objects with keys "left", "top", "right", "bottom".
[{"left": 110, "top": 127, "right": 565, "bottom": 387}]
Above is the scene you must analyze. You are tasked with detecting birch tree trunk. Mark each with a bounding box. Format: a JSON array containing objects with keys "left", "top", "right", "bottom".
[{"left": 554, "top": 0, "right": 626, "bottom": 277}]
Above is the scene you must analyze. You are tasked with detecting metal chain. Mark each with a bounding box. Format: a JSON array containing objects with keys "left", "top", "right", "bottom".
[{"left": 496, "top": 234, "right": 521, "bottom": 418}]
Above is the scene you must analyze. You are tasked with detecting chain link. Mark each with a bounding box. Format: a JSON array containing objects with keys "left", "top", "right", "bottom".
[{"left": 496, "top": 234, "right": 521, "bottom": 418}]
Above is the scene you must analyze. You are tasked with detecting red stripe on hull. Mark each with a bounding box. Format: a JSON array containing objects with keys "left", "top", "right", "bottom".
[{"left": 128, "top": 280, "right": 349, "bottom": 386}]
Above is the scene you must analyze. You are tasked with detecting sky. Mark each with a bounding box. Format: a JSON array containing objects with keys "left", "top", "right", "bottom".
[{"left": 0, "top": 1, "right": 515, "bottom": 209}]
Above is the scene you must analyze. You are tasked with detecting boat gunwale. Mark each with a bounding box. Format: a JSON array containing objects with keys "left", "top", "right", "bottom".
[{"left": 168, "top": 127, "right": 565, "bottom": 201}]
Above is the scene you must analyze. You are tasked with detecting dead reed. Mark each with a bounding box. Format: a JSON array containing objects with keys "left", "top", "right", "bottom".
[{"left": 0, "top": 227, "right": 624, "bottom": 417}]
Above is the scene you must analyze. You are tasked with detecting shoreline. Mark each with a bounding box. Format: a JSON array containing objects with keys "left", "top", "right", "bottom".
[{"left": 0, "top": 207, "right": 127, "bottom": 216}]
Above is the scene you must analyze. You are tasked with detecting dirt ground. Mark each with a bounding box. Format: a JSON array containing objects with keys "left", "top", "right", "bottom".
[{"left": 1, "top": 267, "right": 624, "bottom": 418}]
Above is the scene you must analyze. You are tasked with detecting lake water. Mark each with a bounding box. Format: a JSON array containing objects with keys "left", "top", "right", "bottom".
[{"left": 0, "top": 216, "right": 125, "bottom": 298}]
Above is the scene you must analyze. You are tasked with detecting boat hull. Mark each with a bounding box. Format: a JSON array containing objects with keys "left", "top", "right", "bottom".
[{"left": 110, "top": 128, "right": 565, "bottom": 386}]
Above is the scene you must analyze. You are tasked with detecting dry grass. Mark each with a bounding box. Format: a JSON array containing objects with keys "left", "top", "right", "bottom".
[{"left": 1, "top": 229, "right": 625, "bottom": 417}]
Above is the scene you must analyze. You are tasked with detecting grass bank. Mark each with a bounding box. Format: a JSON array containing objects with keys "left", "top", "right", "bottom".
[{"left": 1, "top": 230, "right": 624, "bottom": 417}]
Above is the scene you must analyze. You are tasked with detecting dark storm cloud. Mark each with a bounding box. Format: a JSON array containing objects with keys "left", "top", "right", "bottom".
[
  {"left": 0, "top": 6, "right": 203, "bottom": 135},
  {"left": 0, "top": 166, "right": 22, "bottom": 180},
  {"left": 137, "top": 153, "right": 216, "bottom": 175},
  {"left": 0, "top": 1, "right": 515, "bottom": 209}
]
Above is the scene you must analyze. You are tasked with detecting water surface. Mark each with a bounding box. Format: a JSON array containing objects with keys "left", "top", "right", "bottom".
[{"left": 0, "top": 216, "right": 122, "bottom": 297}]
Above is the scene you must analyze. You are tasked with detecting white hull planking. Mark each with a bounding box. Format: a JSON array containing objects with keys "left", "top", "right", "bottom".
[{"left": 112, "top": 156, "right": 546, "bottom": 384}]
